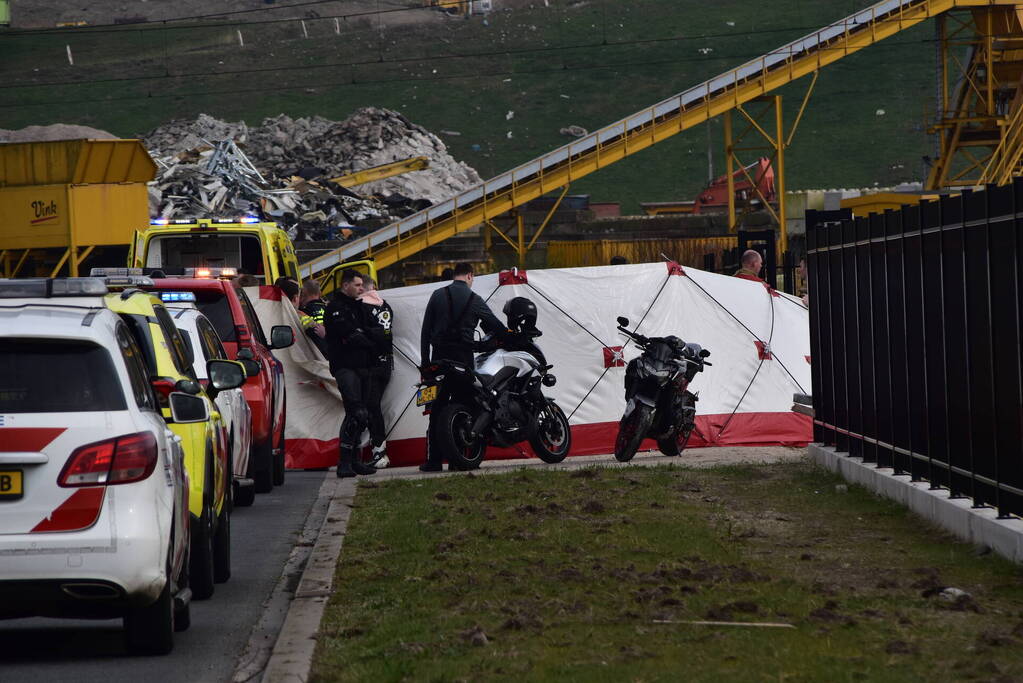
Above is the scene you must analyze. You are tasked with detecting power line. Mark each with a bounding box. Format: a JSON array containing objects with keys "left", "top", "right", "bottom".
[{"left": 0, "top": 34, "right": 941, "bottom": 110}]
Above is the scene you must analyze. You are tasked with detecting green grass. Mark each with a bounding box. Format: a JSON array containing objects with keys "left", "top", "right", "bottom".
[
  {"left": 0, "top": 1, "right": 937, "bottom": 213},
  {"left": 311, "top": 461, "right": 1023, "bottom": 681}
]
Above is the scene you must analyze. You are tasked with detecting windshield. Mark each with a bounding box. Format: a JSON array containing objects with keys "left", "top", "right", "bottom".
[
  {"left": 0, "top": 339, "right": 127, "bottom": 413},
  {"left": 146, "top": 233, "right": 266, "bottom": 281},
  {"left": 193, "top": 290, "right": 237, "bottom": 343}
]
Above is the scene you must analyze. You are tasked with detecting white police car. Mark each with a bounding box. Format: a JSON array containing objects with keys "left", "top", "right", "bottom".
[
  {"left": 0, "top": 278, "right": 202, "bottom": 654},
  {"left": 162, "top": 293, "right": 256, "bottom": 508}
]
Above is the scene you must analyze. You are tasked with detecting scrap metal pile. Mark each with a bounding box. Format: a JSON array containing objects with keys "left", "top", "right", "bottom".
[{"left": 142, "top": 108, "right": 482, "bottom": 242}]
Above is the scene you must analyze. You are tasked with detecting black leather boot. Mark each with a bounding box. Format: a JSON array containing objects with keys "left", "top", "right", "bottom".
[{"left": 336, "top": 448, "right": 357, "bottom": 478}]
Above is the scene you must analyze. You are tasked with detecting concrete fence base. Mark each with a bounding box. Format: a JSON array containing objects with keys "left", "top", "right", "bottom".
[{"left": 809, "top": 444, "right": 1023, "bottom": 564}]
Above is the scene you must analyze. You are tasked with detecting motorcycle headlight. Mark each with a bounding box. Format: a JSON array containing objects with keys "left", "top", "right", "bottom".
[{"left": 542, "top": 374, "right": 557, "bottom": 387}]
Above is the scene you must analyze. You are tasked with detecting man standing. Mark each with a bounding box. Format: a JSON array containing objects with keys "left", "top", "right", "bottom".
[
  {"left": 419, "top": 263, "right": 506, "bottom": 472},
  {"left": 299, "top": 279, "right": 328, "bottom": 356},
  {"left": 733, "top": 249, "right": 766, "bottom": 283},
  {"left": 324, "top": 269, "right": 378, "bottom": 478},
  {"left": 358, "top": 275, "right": 394, "bottom": 468}
]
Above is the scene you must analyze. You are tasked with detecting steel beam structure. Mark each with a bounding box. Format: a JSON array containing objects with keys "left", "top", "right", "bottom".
[
  {"left": 928, "top": 6, "right": 1023, "bottom": 187},
  {"left": 300, "top": 0, "right": 1022, "bottom": 280}
]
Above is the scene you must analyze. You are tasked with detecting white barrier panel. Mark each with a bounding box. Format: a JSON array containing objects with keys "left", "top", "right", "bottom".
[{"left": 252, "top": 262, "right": 811, "bottom": 469}]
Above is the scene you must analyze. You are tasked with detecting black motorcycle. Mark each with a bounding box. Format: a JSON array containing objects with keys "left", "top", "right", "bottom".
[
  {"left": 417, "top": 297, "right": 572, "bottom": 470},
  {"left": 613, "top": 315, "right": 712, "bottom": 462}
]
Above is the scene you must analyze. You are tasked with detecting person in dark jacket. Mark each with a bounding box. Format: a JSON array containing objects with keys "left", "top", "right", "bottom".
[
  {"left": 299, "top": 279, "right": 328, "bottom": 357},
  {"left": 418, "top": 262, "right": 506, "bottom": 472},
  {"left": 358, "top": 275, "right": 394, "bottom": 468},
  {"left": 324, "top": 269, "right": 381, "bottom": 478}
]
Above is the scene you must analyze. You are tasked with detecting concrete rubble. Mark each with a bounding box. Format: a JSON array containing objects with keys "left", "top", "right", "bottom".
[{"left": 141, "top": 107, "right": 482, "bottom": 241}]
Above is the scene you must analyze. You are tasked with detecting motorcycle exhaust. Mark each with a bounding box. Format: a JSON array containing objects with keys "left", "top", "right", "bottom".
[{"left": 469, "top": 411, "right": 493, "bottom": 440}]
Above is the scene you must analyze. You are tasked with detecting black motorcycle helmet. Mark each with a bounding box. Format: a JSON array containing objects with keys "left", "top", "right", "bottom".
[{"left": 503, "top": 296, "right": 538, "bottom": 332}]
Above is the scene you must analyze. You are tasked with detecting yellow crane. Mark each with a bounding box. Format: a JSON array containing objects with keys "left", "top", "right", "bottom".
[{"left": 328, "top": 156, "right": 430, "bottom": 190}]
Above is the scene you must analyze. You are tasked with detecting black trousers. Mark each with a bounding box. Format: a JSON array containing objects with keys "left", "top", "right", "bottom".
[
  {"left": 424, "top": 344, "right": 474, "bottom": 464},
  {"left": 366, "top": 361, "right": 392, "bottom": 447},
  {"left": 333, "top": 367, "right": 372, "bottom": 452}
]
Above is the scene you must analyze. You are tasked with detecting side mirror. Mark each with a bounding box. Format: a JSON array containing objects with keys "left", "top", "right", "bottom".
[
  {"left": 169, "top": 392, "right": 209, "bottom": 424},
  {"left": 617, "top": 316, "right": 630, "bottom": 327},
  {"left": 177, "top": 327, "right": 195, "bottom": 366},
  {"left": 240, "top": 359, "right": 260, "bottom": 377},
  {"left": 236, "top": 347, "right": 255, "bottom": 361},
  {"left": 207, "top": 359, "right": 246, "bottom": 391},
  {"left": 270, "top": 325, "right": 295, "bottom": 350},
  {"left": 700, "top": 349, "right": 711, "bottom": 358},
  {"left": 175, "top": 378, "right": 202, "bottom": 395}
]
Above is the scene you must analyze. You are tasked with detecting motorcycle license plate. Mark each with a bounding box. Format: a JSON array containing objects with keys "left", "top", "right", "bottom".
[{"left": 416, "top": 385, "right": 439, "bottom": 406}]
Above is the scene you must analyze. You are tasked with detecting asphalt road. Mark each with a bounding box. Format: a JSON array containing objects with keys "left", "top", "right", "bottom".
[{"left": 0, "top": 470, "right": 327, "bottom": 683}]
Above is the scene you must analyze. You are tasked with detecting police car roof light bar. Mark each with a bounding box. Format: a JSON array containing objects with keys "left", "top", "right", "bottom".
[
  {"left": 159, "top": 291, "right": 197, "bottom": 303},
  {"left": 0, "top": 277, "right": 109, "bottom": 298}
]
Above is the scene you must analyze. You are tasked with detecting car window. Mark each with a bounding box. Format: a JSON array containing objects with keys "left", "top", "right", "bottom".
[
  {"left": 152, "top": 304, "right": 194, "bottom": 377},
  {"left": 120, "top": 313, "right": 158, "bottom": 374},
  {"left": 116, "top": 323, "right": 158, "bottom": 411},
  {"left": 193, "top": 290, "right": 236, "bottom": 343},
  {"left": 236, "top": 287, "right": 269, "bottom": 347},
  {"left": 0, "top": 339, "right": 127, "bottom": 413},
  {"left": 273, "top": 247, "right": 288, "bottom": 283},
  {"left": 146, "top": 233, "right": 264, "bottom": 278},
  {"left": 196, "top": 317, "right": 226, "bottom": 360}
]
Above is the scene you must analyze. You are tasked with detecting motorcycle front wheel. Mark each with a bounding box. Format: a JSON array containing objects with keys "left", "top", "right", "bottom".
[
  {"left": 432, "top": 402, "right": 487, "bottom": 470},
  {"left": 529, "top": 400, "right": 572, "bottom": 464},
  {"left": 614, "top": 404, "right": 653, "bottom": 462}
]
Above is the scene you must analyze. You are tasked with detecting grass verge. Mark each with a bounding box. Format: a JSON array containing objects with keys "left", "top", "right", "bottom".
[{"left": 312, "top": 459, "right": 1023, "bottom": 681}]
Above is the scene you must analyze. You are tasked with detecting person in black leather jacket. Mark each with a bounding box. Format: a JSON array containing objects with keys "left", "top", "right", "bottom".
[
  {"left": 324, "top": 269, "right": 385, "bottom": 478},
  {"left": 418, "top": 263, "right": 505, "bottom": 472},
  {"left": 420, "top": 263, "right": 504, "bottom": 368}
]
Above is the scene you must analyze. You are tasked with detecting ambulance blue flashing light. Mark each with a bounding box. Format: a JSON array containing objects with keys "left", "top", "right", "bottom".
[{"left": 160, "top": 291, "right": 197, "bottom": 303}]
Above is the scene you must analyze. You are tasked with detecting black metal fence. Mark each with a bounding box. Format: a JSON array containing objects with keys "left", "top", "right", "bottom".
[{"left": 807, "top": 181, "right": 1023, "bottom": 518}]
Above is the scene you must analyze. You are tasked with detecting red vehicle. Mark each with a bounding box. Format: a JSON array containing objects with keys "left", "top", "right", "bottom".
[{"left": 144, "top": 277, "right": 291, "bottom": 493}]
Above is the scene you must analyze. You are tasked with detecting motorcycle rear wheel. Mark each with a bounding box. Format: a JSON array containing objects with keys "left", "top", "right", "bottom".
[
  {"left": 432, "top": 402, "right": 487, "bottom": 470},
  {"left": 529, "top": 400, "right": 572, "bottom": 464},
  {"left": 657, "top": 428, "right": 692, "bottom": 457},
  {"left": 614, "top": 405, "right": 653, "bottom": 462}
]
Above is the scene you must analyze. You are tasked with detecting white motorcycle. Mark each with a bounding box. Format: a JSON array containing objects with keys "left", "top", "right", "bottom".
[{"left": 417, "top": 297, "right": 572, "bottom": 470}]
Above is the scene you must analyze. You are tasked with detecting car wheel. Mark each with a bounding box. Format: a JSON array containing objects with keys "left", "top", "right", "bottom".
[
  {"left": 173, "top": 595, "right": 191, "bottom": 632},
  {"left": 234, "top": 481, "right": 256, "bottom": 507},
  {"left": 272, "top": 396, "right": 286, "bottom": 486},
  {"left": 272, "top": 449, "right": 285, "bottom": 486},
  {"left": 124, "top": 573, "right": 174, "bottom": 655},
  {"left": 250, "top": 436, "right": 273, "bottom": 494},
  {"left": 189, "top": 458, "right": 216, "bottom": 600},
  {"left": 213, "top": 500, "right": 231, "bottom": 584}
]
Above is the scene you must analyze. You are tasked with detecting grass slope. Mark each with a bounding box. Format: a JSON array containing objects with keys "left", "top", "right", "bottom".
[
  {"left": 0, "top": 1, "right": 936, "bottom": 213},
  {"left": 312, "top": 461, "right": 1023, "bottom": 681}
]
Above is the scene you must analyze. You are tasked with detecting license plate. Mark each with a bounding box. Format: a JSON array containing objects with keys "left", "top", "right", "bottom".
[
  {"left": 0, "top": 470, "right": 23, "bottom": 500},
  {"left": 416, "top": 385, "right": 439, "bottom": 406}
]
